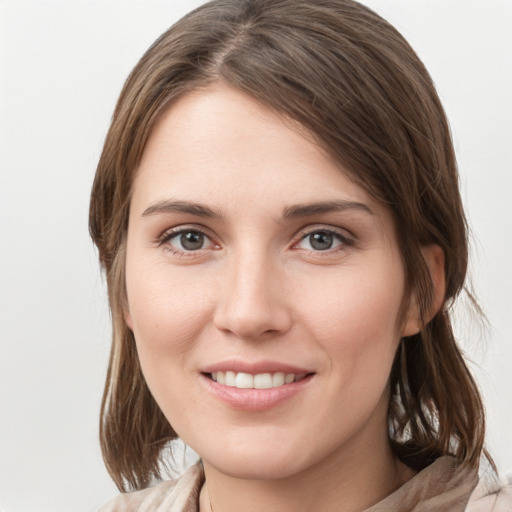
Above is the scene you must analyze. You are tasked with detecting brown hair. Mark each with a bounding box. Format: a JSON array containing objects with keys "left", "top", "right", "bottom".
[{"left": 90, "top": 0, "right": 488, "bottom": 492}]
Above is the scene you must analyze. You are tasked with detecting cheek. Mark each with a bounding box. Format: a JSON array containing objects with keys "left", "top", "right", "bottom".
[
  {"left": 300, "top": 260, "right": 403, "bottom": 331},
  {"left": 124, "top": 256, "right": 213, "bottom": 382},
  {"left": 296, "top": 264, "right": 404, "bottom": 384},
  {"left": 124, "top": 265, "right": 217, "bottom": 436}
]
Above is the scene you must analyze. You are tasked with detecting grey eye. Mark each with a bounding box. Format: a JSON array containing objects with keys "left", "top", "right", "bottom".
[
  {"left": 170, "top": 230, "right": 208, "bottom": 251},
  {"left": 297, "top": 230, "right": 345, "bottom": 251},
  {"left": 309, "top": 231, "right": 334, "bottom": 251}
]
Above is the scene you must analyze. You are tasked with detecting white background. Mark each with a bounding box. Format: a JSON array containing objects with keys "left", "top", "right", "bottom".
[{"left": 0, "top": 1, "right": 511, "bottom": 511}]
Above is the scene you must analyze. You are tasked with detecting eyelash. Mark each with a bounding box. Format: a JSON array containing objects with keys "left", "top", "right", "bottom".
[
  {"left": 157, "top": 225, "right": 355, "bottom": 256},
  {"left": 157, "top": 226, "right": 215, "bottom": 257},
  {"left": 294, "top": 227, "right": 354, "bottom": 253}
]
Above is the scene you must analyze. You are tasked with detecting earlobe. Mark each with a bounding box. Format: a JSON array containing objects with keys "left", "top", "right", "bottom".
[
  {"left": 402, "top": 244, "right": 446, "bottom": 337},
  {"left": 124, "top": 309, "right": 134, "bottom": 330}
]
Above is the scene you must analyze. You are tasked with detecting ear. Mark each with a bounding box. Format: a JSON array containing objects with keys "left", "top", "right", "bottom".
[
  {"left": 124, "top": 307, "right": 134, "bottom": 330},
  {"left": 402, "top": 244, "right": 446, "bottom": 337}
]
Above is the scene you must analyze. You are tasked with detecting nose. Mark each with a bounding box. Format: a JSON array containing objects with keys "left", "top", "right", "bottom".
[{"left": 213, "top": 250, "right": 293, "bottom": 340}]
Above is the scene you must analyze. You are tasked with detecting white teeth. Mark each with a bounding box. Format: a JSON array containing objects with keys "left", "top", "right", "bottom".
[
  {"left": 225, "top": 371, "right": 236, "bottom": 387},
  {"left": 285, "top": 373, "right": 295, "bottom": 384},
  {"left": 272, "top": 372, "right": 285, "bottom": 387},
  {"left": 253, "top": 373, "right": 273, "bottom": 389},
  {"left": 210, "top": 371, "right": 307, "bottom": 389},
  {"left": 235, "top": 372, "right": 254, "bottom": 388}
]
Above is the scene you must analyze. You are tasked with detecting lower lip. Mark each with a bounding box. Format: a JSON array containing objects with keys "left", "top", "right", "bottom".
[{"left": 200, "top": 374, "right": 314, "bottom": 412}]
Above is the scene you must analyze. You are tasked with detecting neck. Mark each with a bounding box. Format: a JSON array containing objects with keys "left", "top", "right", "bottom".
[{"left": 199, "top": 413, "right": 415, "bottom": 512}]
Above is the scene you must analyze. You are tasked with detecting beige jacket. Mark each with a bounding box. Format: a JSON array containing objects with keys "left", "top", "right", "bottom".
[{"left": 98, "top": 457, "right": 512, "bottom": 512}]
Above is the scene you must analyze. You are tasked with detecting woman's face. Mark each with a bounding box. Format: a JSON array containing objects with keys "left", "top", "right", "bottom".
[{"left": 125, "top": 83, "right": 418, "bottom": 480}]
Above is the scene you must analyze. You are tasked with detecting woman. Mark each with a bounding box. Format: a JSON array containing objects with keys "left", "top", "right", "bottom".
[{"left": 90, "top": 0, "right": 511, "bottom": 510}]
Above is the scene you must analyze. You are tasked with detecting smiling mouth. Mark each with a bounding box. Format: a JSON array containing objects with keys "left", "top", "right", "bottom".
[{"left": 208, "top": 371, "right": 309, "bottom": 389}]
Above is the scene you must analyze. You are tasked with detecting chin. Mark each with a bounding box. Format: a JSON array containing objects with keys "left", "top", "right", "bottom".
[
  {"left": 196, "top": 435, "right": 328, "bottom": 481},
  {"left": 209, "top": 452, "right": 305, "bottom": 480}
]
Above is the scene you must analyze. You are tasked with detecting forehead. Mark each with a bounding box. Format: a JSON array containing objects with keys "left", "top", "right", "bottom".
[{"left": 132, "top": 83, "right": 380, "bottom": 217}]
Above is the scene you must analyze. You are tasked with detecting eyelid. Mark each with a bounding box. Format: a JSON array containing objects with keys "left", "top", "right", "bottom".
[
  {"left": 157, "top": 223, "right": 210, "bottom": 242},
  {"left": 156, "top": 224, "right": 219, "bottom": 253},
  {"left": 155, "top": 223, "right": 354, "bottom": 254},
  {"left": 292, "top": 224, "right": 355, "bottom": 250}
]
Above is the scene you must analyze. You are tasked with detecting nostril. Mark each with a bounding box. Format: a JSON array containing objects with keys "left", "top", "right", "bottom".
[{"left": 213, "top": 302, "right": 293, "bottom": 341}]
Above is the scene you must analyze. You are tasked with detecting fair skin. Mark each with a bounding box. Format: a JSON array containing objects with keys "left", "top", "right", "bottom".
[{"left": 124, "top": 83, "right": 444, "bottom": 512}]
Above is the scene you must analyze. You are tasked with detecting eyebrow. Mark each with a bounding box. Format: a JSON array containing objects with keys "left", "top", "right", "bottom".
[
  {"left": 282, "top": 200, "right": 374, "bottom": 218},
  {"left": 142, "top": 200, "right": 222, "bottom": 219},
  {"left": 141, "top": 199, "right": 373, "bottom": 220}
]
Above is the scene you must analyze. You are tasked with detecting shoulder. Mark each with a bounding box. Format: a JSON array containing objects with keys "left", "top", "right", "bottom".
[
  {"left": 466, "top": 473, "right": 512, "bottom": 512},
  {"left": 97, "top": 462, "right": 204, "bottom": 512}
]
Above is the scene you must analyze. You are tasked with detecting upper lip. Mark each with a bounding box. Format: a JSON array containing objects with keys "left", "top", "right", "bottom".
[{"left": 201, "top": 359, "right": 313, "bottom": 375}]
